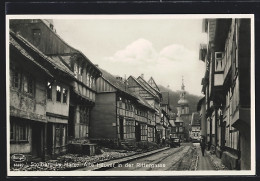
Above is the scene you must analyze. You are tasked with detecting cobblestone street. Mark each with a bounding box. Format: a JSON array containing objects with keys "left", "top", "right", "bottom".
[{"left": 103, "top": 143, "right": 198, "bottom": 171}]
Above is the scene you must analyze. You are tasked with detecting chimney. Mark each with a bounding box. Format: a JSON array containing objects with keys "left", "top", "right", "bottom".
[
  {"left": 116, "top": 76, "right": 123, "bottom": 81},
  {"left": 95, "top": 64, "right": 99, "bottom": 67},
  {"left": 141, "top": 73, "right": 144, "bottom": 79}
]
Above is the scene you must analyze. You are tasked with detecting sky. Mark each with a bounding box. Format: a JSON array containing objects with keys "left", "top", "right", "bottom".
[{"left": 53, "top": 17, "right": 207, "bottom": 96}]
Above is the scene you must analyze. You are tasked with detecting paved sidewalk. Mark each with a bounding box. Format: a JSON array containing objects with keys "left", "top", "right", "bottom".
[
  {"left": 206, "top": 151, "right": 228, "bottom": 170},
  {"left": 76, "top": 147, "right": 170, "bottom": 171},
  {"left": 196, "top": 149, "right": 215, "bottom": 170}
]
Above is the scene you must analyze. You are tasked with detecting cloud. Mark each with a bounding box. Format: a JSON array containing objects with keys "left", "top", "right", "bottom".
[
  {"left": 103, "top": 38, "right": 205, "bottom": 96},
  {"left": 159, "top": 44, "right": 196, "bottom": 62},
  {"left": 107, "top": 38, "right": 157, "bottom": 64}
]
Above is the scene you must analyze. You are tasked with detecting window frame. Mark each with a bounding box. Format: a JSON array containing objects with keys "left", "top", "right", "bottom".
[
  {"left": 11, "top": 67, "right": 20, "bottom": 89},
  {"left": 62, "top": 87, "right": 68, "bottom": 104},
  {"left": 56, "top": 85, "right": 61, "bottom": 102},
  {"left": 32, "top": 28, "right": 41, "bottom": 46},
  {"left": 10, "top": 121, "right": 29, "bottom": 142},
  {"left": 22, "top": 73, "right": 34, "bottom": 96},
  {"left": 47, "top": 81, "right": 52, "bottom": 100}
]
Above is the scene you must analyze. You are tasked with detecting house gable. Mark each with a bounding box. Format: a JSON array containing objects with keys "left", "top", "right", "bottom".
[
  {"left": 127, "top": 76, "right": 155, "bottom": 100},
  {"left": 148, "top": 77, "right": 160, "bottom": 93},
  {"left": 137, "top": 76, "right": 161, "bottom": 99}
]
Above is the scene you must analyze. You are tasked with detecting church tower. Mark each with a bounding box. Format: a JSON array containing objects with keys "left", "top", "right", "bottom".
[{"left": 177, "top": 76, "right": 189, "bottom": 116}]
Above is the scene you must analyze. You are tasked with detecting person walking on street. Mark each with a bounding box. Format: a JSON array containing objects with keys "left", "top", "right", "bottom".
[{"left": 200, "top": 138, "right": 206, "bottom": 156}]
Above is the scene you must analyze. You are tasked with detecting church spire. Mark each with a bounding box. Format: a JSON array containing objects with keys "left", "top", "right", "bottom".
[
  {"left": 180, "top": 76, "right": 186, "bottom": 99},
  {"left": 178, "top": 76, "right": 189, "bottom": 105},
  {"left": 181, "top": 76, "right": 185, "bottom": 91}
]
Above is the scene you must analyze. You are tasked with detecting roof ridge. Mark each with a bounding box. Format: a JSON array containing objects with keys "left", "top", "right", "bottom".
[
  {"left": 10, "top": 31, "right": 75, "bottom": 78},
  {"left": 39, "top": 19, "right": 101, "bottom": 74},
  {"left": 10, "top": 35, "right": 53, "bottom": 78},
  {"left": 148, "top": 76, "right": 160, "bottom": 92},
  {"left": 99, "top": 68, "right": 136, "bottom": 99},
  {"left": 129, "top": 75, "right": 157, "bottom": 99},
  {"left": 137, "top": 76, "right": 161, "bottom": 95}
]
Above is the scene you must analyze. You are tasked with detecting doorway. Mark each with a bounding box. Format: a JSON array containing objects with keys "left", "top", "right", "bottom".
[
  {"left": 119, "top": 117, "right": 124, "bottom": 140},
  {"left": 68, "top": 106, "right": 75, "bottom": 140},
  {"left": 31, "top": 123, "right": 43, "bottom": 158}
]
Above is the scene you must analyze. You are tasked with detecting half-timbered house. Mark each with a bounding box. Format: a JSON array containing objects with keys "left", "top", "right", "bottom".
[
  {"left": 127, "top": 75, "right": 161, "bottom": 142},
  {"left": 200, "top": 18, "right": 251, "bottom": 170},
  {"left": 90, "top": 68, "right": 154, "bottom": 145},
  {"left": 10, "top": 19, "right": 101, "bottom": 159},
  {"left": 9, "top": 29, "right": 76, "bottom": 160}
]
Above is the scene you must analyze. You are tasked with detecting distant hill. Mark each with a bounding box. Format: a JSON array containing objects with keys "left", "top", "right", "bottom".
[{"left": 158, "top": 85, "right": 203, "bottom": 114}]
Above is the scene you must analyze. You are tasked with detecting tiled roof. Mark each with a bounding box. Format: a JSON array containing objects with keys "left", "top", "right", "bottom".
[
  {"left": 137, "top": 76, "right": 161, "bottom": 98},
  {"left": 10, "top": 34, "right": 53, "bottom": 78},
  {"left": 129, "top": 76, "right": 158, "bottom": 99},
  {"left": 40, "top": 19, "right": 101, "bottom": 75},
  {"left": 99, "top": 68, "right": 155, "bottom": 111},
  {"left": 148, "top": 77, "right": 160, "bottom": 92},
  {"left": 99, "top": 68, "right": 137, "bottom": 98},
  {"left": 133, "top": 93, "right": 155, "bottom": 111},
  {"left": 10, "top": 31, "right": 75, "bottom": 78}
]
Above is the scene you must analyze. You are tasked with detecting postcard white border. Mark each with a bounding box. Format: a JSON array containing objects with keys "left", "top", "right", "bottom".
[{"left": 6, "top": 14, "right": 255, "bottom": 176}]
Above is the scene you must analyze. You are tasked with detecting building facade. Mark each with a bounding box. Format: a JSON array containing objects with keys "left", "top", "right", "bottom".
[
  {"left": 9, "top": 29, "right": 75, "bottom": 160},
  {"left": 197, "top": 97, "right": 207, "bottom": 141},
  {"left": 10, "top": 19, "right": 101, "bottom": 143},
  {"left": 90, "top": 69, "right": 156, "bottom": 146},
  {"left": 199, "top": 18, "right": 251, "bottom": 170},
  {"left": 9, "top": 19, "right": 102, "bottom": 159},
  {"left": 127, "top": 75, "right": 163, "bottom": 143}
]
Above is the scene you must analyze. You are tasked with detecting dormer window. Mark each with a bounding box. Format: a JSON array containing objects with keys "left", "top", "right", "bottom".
[
  {"left": 32, "top": 29, "right": 41, "bottom": 46},
  {"left": 50, "top": 24, "right": 54, "bottom": 30}
]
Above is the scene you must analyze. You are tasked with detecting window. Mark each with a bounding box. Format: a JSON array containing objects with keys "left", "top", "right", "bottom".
[
  {"left": 10, "top": 122, "right": 14, "bottom": 140},
  {"left": 23, "top": 74, "right": 34, "bottom": 95},
  {"left": 141, "top": 124, "right": 147, "bottom": 141},
  {"left": 86, "top": 73, "right": 90, "bottom": 86},
  {"left": 10, "top": 121, "right": 28, "bottom": 142},
  {"left": 79, "top": 67, "right": 82, "bottom": 81},
  {"left": 118, "top": 99, "right": 122, "bottom": 108},
  {"left": 28, "top": 76, "right": 33, "bottom": 94},
  {"left": 179, "top": 127, "right": 183, "bottom": 132},
  {"left": 90, "top": 76, "right": 93, "bottom": 88},
  {"left": 12, "top": 69, "right": 19, "bottom": 88},
  {"left": 74, "top": 63, "right": 78, "bottom": 78},
  {"left": 19, "top": 124, "right": 27, "bottom": 140},
  {"left": 62, "top": 88, "right": 68, "bottom": 103},
  {"left": 148, "top": 127, "right": 154, "bottom": 142},
  {"left": 32, "top": 29, "right": 41, "bottom": 46},
  {"left": 79, "top": 106, "right": 90, "bottom": 124},
  {"left": 47, "top": 82, "right": 52, "bottom": 100},
  {"left": 55, "top": 124, "right": 66, "bottom": 147},
  {"left": 23, "top": 75, "right": 28, "bottom": 92},
  {"left": 124, "top": 120, "right": 135, "bottom": 139},
  {"left": 92, "top": 77, "right": 96, "bottom": 89},
  {"left": 56, "top": 85, "right": 61, "bottom": 102}
]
